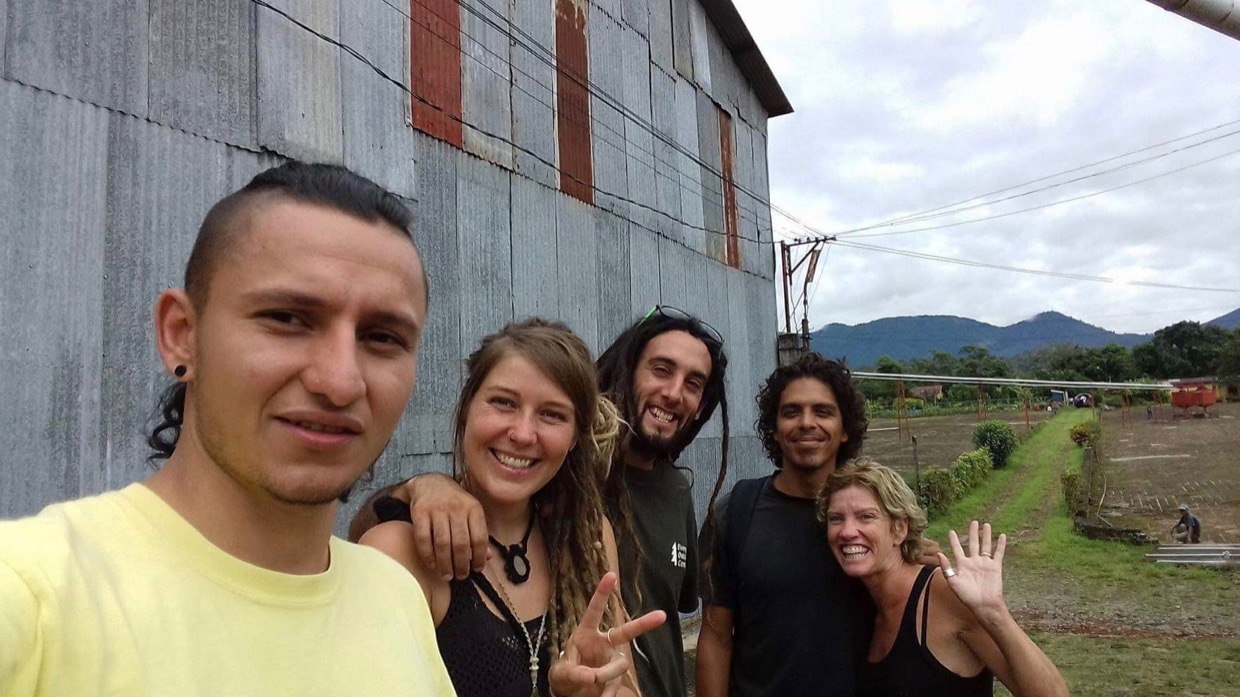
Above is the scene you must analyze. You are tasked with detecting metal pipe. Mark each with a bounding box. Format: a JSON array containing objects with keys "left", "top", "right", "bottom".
[{"left": 1147, "top": 0, "right": 1240, "bottom": 41}]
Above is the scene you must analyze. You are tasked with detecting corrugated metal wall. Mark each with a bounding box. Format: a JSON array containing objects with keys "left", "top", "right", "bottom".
[{"left": 0, "top": 0, "right": 779, "bottom": 534}]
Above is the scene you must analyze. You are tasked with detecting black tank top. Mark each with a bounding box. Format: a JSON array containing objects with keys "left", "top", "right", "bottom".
[
  {"left": 857, "top": 565, "right": 993, "bottom": 697},
  {"left": 435, "top": 573, "right": 553, "bottom": 697}
]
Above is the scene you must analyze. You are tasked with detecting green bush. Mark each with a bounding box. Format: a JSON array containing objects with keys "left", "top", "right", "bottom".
[
  {"left": 918, "top": 449, "right": 994, "bottom": 518},
  {"left": 973, "top": 420, "right": 1018, "bottom": 468},
  {"left": 1069, "top": 421, "right": 1100, "bottom": 448},
  {"left": 953, "top": 448, "right": 993, "bottom": 490},
  {"left": 919, "top": 467, "right": 963, "bottom": 517}
]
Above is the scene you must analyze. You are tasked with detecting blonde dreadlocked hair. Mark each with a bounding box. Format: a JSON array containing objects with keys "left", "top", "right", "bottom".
[{"left": 452, "top": 318, "right": 625, "bottom": 655}]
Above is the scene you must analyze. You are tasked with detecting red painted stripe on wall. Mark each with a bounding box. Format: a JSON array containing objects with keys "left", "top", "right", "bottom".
[{"left": 411, "top": 0, "right": 464, "bottom": 147}]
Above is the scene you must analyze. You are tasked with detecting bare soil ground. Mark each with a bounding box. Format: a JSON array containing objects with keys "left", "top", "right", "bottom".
[
  {"left": 1097, "top": 401, "right": 1240, "bottom": 543},
  {"left": 865, "top": 408, "right": 1053, "bottom": 474}
]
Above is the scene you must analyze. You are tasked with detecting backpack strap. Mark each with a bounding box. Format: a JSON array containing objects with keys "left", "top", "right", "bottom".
[{"left": 721, "top": 476, "right": 768, "bottom": 623}]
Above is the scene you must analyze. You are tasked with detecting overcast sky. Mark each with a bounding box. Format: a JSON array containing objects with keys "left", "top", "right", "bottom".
[{"left": 731, "top": 0, "right": 1240, "bottom": 336}]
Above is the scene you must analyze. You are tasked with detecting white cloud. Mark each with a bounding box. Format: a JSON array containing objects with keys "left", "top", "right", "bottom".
[{"left": 734, "top": 0, "right": 1240, "bottom": 336}]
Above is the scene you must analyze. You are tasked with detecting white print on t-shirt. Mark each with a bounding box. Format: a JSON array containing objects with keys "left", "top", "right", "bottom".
[{"left": 670, "top": 542, "right": 687, "bottom": 568}]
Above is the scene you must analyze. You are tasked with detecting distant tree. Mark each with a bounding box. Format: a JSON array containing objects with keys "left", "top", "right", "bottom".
[
  {"left": 1083, "top": 344, "right": 1138, "bottom": 383},
  {"left": 1217, "top": 329, "right": 1240, "bottom": 379},
  {"left": 862, "top": 355, "right": 903, "bottom": 403},
  {"left": 1133, "top": 321, "right": 1228, "bottom": 378},
  {"left": 909, "top": 350, "right": 957, "bottom": 377},
  {"left": 957, "top": 345, "right": 1012, "bottom": 378}
]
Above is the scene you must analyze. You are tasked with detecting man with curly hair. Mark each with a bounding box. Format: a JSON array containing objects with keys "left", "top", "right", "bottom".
[{"left": 696, "top": 353, "right": 873, "bottom": 697}]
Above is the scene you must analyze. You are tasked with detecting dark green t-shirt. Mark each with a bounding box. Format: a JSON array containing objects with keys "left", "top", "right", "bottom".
[{"left": 611, "top": 462, "right": 699, "bottom": 697}]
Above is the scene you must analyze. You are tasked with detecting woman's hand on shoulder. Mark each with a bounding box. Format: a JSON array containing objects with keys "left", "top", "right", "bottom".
[
  {"left": 936, "top": 520, "right": 1008, "bottom": 621},
  {"left": 548, "top": 572, "right": 666, "bottom": 697}
]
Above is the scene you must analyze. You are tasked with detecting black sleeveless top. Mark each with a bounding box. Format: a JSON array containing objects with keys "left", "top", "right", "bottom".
[
  {"left": 435, "top": 573, "right": 553, "bottom": 697},
  {"left": 857, "top": 565, "right": 993, "bottom": 697},
  {"left": 373, "top": 496, "right": 553, "bottom": 697}
]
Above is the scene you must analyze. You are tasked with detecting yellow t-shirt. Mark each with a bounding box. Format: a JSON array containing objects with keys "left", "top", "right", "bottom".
[{"left": 0, "top": 484, "right": 456, "bottom": 697}]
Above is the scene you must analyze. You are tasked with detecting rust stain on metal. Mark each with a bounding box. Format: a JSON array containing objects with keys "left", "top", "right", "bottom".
[
  {"left": 411, "top": 0, "right": 464, "bottom": 147},
  {"left": 718, "top": 106, "right": 740, "bottom": 268},
  {"left": 556, "top": 0, "right": 594, "bottom": 204}
]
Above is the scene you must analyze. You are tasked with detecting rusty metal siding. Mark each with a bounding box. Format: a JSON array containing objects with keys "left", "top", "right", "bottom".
[
  {"left": 511, "top": 176, "right": 561, "bottom": 319},
  {"left": 725, "top": 267, "right": 754, "bottom": 441},
  {"left": 256, "top": 0, "right": 343, "bottom": 162},
  {"left": 410, "top": 0, "right": 464, "bottom": 147},
  {"left": 594, "top": 210, "right": 631, "bottom": 348},
  {"left": 696, "top": 88, "right": 724, "bottom": 263},
  {"left": 148, "top": 0, "right": 256, "bottom": 149},
  {"left": 622, "top": 25, "right": 657, "bottom": 234},
  {"left": 513, "top": 0, "right": 557, "bottom": 188},
  {"left": 669, "top": 0, "right": 693, "bottom": 81},
  {"left": 650, "top": 66, "right": 681, "bottom": 244},
  {"left": 589, "top": 10, "right": 628, "bottom": 215},
  {"left": 0, "top": 81, "right": 108, "bottom": 519},
  {"left": 341, "top": 0, "right": 416, "bottom": 200},
  {"left": 557, "top": 196, "right": 601, "bottom": 352},
  {"left": 461, "top": 0, "right": 513, "bottom": 168},
  {"left": 556, "top": 0, "right": 595, "bottom": 204},
  {"left": 100, "top": 115, "right": 237, "bottom": 494},
  {"left": 456, "top": 154, "right": 514, "bottom": 357},
  {"left": 747, "top": 272, "right": 776, "bottom": 390},
  {"left": 6, "top": 0, "right": 148, "bottom": 116},
  {"left": 673, "top": 77, "right": 704, "bottom": 254},
  {"left": 407, "top": 134, "right": 463, "bottom": 456},
  {"left": 718, "top": 106, "right": 740, "bottom": 269},
  {"left": 733, "top": 118, "right": 760, "bottom": 276}
]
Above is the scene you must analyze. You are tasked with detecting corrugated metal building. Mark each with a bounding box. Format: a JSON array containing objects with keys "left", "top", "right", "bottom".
[{"left": 0, "top": 0, "right": 790, "bottom": 532}]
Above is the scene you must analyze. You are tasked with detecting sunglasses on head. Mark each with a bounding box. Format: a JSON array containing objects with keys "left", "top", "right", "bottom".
[{"left": 641, "top": 305, "right": 724, "bottom": 346}]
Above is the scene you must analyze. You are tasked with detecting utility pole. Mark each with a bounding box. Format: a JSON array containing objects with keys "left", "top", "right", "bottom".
[{"left": 777, "top": 237, "right": 834, "bottom": 365}]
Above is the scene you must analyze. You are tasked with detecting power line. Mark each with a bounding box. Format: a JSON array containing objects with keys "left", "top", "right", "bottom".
[
  {"left": 816, "top": 143, "right": 1240, "bottom": 241},
  {"left": 830, "top": 239, "right": 1240, "bottom": 293},
  {"left": 844, "top": 117, "right": 1240, "bottom": 233},
  {"left": 836, "top": 126, "right": 1240, "bottom": 235}
]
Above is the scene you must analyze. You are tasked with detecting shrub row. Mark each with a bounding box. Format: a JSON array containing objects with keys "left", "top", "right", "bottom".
[
  {"left": 919, "top": 448, "right": 994, "bottom": 517},
  {"left": 1061, "top": 460, "right": 1083, "bottom": 515}
]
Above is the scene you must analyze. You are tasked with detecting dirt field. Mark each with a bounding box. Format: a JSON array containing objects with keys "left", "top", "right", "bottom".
[
  {"left": 1098, "top": 400, "right": 1240, "bottom": 544},
  {"left": 865, "top": 407, "right": 1054, "bottom": 476}
]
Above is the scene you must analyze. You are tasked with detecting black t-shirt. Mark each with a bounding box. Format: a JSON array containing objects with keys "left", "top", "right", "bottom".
[
  {"left": 700, "top": 475, "right": 873, "bottom": 697},
  {"left": 611, "top": 462, "right": 699, "bottom": 697}
]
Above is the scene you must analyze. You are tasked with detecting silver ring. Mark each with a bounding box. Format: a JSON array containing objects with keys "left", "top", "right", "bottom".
[
  {"left": 944, "top": 567, "right": 957, "bottom": 579},
  {"left": 606, "top": 628, "right": 618, "bottom": 647},
  {"left": 980, "top": 552, "right": 992, "bottom": 558}
]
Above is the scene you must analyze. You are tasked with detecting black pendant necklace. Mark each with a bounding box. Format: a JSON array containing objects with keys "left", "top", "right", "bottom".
[{"left": 489, "top": 514, "right": 536, "bottom": 585}]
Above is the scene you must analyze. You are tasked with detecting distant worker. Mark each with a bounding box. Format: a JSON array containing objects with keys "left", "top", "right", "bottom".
[{"left": 1171, "top": 504, "right": 1201, "bottom": 544}]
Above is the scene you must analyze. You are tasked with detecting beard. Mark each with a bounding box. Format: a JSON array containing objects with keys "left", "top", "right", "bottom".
[{"left": 629, "top": 418, "right": 693, "bottom": 460}]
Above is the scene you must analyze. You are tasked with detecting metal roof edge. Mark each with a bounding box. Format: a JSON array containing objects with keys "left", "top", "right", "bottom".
[{"left": 701, "top": 0, "right": 794, "bottom": 117}]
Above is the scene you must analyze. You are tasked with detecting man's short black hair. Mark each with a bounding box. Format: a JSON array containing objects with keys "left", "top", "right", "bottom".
[
  {"left": 184, "top": 161, "right": 420, "bottom": 310},
  {"left": 755, "top": 353, "right": 868, "bottom": 468}
]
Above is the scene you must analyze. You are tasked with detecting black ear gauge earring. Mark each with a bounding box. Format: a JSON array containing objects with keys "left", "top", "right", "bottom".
[{"left": 174, "top": 365, "right": 188, "bottom": 378}]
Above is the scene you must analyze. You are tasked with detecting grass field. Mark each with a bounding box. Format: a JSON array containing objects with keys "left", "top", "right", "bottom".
[{"left": 865, "top": 407, "right": 1054, "bottom": 479}]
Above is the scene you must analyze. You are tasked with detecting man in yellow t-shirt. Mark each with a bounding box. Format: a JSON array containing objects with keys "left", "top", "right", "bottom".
[{"left": 0, "top": 162, "right": 455, "bottom": 696}]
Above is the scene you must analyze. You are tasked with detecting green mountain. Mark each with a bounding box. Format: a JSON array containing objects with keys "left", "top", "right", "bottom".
[{"left": 809, "top": 311, "right": 1151, "bottom": 369}]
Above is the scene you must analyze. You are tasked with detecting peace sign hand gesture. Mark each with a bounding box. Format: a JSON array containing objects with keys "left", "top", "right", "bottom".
[
  {"left": 548, "top": 572, "right": 667, "bottom": 697},
  {"left": 937, "top": 520, "right": 1008, "bottom": 617}
]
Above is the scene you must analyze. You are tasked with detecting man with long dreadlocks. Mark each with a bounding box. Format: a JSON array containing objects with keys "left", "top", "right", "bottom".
[{"left": 350, "top": 306, "right": 730, "bottom": 697}]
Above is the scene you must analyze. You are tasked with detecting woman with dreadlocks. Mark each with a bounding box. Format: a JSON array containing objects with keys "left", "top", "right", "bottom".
[{"left": 361, "top": 319, "right": 665, "bottom": 697}]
